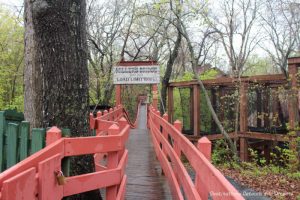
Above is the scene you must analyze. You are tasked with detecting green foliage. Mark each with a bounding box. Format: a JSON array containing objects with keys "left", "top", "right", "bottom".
[
  {"left": 199, "top": 68, "right": 220, "bottom": 79},
  {"left": 243, "top": 55, "right": 278, "bottom": 76},
  {"left": 0, "top": 7, "right": 24, "bottom": 111},
  {"left": 173, "top": 69, "right": 222, "bottom": 133},
  {"left": 287, "top": 172, "right": 300, "bottom": 180},
  {"left": 212, "top": 139, "right": 235, "bottom": 165}
]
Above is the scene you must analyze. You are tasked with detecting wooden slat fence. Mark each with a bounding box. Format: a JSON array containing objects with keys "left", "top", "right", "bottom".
[{"left": 0, "top": 110, "right": 48, "bottom": 172}]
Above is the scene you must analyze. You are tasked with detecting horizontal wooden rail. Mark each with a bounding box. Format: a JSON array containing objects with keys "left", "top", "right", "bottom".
[
  {"left": 148, "top": 105, "right": 244, "bottom": 200},
  {"left": 0, "top": 110, "right": 131, "bottom": 200},
  {"left": 169, "top": 74, "right": 287, "bottom": 88},
  {"left": 185, "top": 132, "right": 291, "bottom": 143}
]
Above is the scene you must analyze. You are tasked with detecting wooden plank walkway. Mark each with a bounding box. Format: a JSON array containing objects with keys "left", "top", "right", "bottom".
[{"left": 125, "top": 105, "right": 173, "bottom": 200}]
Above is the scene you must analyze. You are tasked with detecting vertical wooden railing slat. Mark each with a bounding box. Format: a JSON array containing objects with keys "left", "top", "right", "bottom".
[
  {"left": 31, "top": 128, "right": 46, "bottom": 155},
  {"left": 19, "top": 121, "right": 30, "bottom": 161},
  {"left": 2, "top": 167, "right": 37, "bottom": 200},
  {"left": 6, "top": 123, "right": 18, "bottom": 168},
  {"left": 0, "top": 111, "right": 5, "bottom": 171},
  {"left": 106, "top": 124, "right": 120, "bottom": 200},
  {"left": 38, "top": 154, "right": 63, "bottom": 200},
  {"left": 61, "top": 128, "right": 71, "bottom": 176}
]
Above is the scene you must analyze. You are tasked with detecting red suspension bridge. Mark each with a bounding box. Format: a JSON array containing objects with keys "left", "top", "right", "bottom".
[{"left": 0, "top": 101, "right": 244, "bottom": 200}]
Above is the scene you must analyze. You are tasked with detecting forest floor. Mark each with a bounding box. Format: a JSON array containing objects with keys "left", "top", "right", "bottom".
[{"left": 219, "top": 166, "right": 300, "bottom": 200}]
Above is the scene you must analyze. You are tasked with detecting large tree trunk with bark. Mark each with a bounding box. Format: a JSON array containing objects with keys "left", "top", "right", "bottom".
[{"left": 24, "top": 0, "right": 100, "bottom": 199}]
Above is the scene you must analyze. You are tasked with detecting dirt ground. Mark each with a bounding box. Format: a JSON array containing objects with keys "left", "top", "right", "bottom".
[{"left": 219, "top": 167, "right": 300, "bottom": 200}]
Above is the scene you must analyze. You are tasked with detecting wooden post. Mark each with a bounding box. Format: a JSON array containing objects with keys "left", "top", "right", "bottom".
[
  {"left": 162, "top": 114, "right": 168, "bottom": 139},
  {"left": 89, "top": 113, "right": 95, "bottom": 130},
  {"left": 240, "top": 83, "right": 249, "bottom": 161},
  {"left": 109, "top": 108, "right": 114, "bottom": 121},
  {"left": 173, "top": 120, "right": 182, "bottom": 157},
  {"left": 118, "top": 117, "right": 128, "bottom": 161},
  {"left": 287, "top": 57, "right": 300, "bottom": 131},
  {"left": 97, "top": 111, "right": 102, "bottom": 118},
  {"left": 103, "top": 110, "right": 108, "bottom": 118},
  {"left": 116, "top": 84, "right": 122, "bottom": 106},
  {"left": 31, "top": 128, "right": 46, "bottom": 155},
  {"left": 271, "top": 89, "right": 280, "bottom": 126},
  {"left": 195, "top": 137, "right": 211, "bottom": 199},
  {"left": 218, "top": 88, "right": 225, "bottom": 124},
  {"left": 211, "top": 88, "right": 217, "bottom": 133},
  {"left": 197, "top": 137, "right": 211, "bottom": 161},
  {"left": 256, "top": 88, "right": 262, "bottom": 128},
  {"left": 193, "top": 85, "right": 200, "bottom": 136},
  {"left": 118, "top": 117, "right": 128, "bottom": 130},
  {"left": 46, "top": 126, "right": 62, "bottom": 146},
  {"left": 264, "top": 141, "right": 271, "bottom": 164},
  {"left": 6, "top": 123, "right": 18, "bottom": 168},
  {"left": 106, "top": 124, "right": 120, "bottom": 200},
  {"left": 167, "top": 86, "right": 174, "bottom": 123},
  {"left": 263, "top": 87, "right": 270, "bottom": 127},
  {"left": 152, "top": 84, "right": 158, "bottom": 110},
  {"left": 0, "top": 111, "right": 4, "bottom": 171},
  {"left": 190, "top": 87, "right": 194, "bottom": 133},
  {"left": 19, "top": 121, "right": 30, "bottom": 161},
  {"left": 173, "top": 120, "right": 182, "bottom": 183}
]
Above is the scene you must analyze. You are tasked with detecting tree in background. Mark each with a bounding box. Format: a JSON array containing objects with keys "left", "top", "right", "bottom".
[
  {"left": 24, "top": 0, "right": 100, "bottom": 199},
  {"left": 260, "top": 0, "right": 300, "bottom": 77},
  {"left": 209, "top": 0, "right": 261, "bottom": 78},
  {"left": 87, "top": 0, "right": 135, "bottom": 106},
  {"left": 0, "top": 7, "right": 24, "bottom": 111}
]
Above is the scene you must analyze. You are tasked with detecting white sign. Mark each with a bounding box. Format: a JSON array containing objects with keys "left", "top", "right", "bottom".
[{"left": 113, "top": 65, "right": 160, "bottom": 84}]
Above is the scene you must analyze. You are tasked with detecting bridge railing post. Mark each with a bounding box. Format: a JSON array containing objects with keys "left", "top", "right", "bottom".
[
  {"left": 106, "top": 124, "right": 120, "bottom": 200},
  {"left": 155, "top": 110, "right": 161, "bottom": 129},
  {"left": 173, "top": 120, "right": 182, "bottom": 157},
  {"left": 103, "top": 110, "right": 108, "bottom": 118},
  {"left": 97, "top": 111, "right": 102, "bottom": 118},
  {"left": 109, "top": 108, "right": 114, "bottom": 121},
  {"left": 173, "top": 120, "right": 182, "bottom": 183},
  {"left": 118, "top": 117, "right": 128, "bottom": 161},
  {"left": 195, "top": 137, "right": 211, "bottom": 199},
  {"left": 46, "top": 126, "right": 62, "bottom": 146},
  {"left": 162, "top": 114, "right": 168, "bottom": 140},
  {"left": 89, "top": 113, "right": 95, "bottom": 130}
]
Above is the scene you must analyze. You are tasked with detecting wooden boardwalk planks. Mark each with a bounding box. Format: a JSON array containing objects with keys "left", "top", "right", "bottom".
[{"left": 125, "top": 105, "right": 173, "bottom": 200}]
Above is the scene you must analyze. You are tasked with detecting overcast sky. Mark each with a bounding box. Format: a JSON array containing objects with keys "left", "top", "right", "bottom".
[
  {"left": 0, "top": 0, "right": 22, "bottom": 6},
  {"left": 0, "top": 0, "right": 23, "bottom": 14}
]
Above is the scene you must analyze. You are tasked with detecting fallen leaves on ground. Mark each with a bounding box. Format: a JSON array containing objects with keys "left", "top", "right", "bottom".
[{"left": 219, "top": 167, "right": 300, "bottom": 200}]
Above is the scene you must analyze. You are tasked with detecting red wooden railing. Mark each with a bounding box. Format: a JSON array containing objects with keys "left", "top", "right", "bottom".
[
  {"left": 148, "top": 105, "right": 244, "bottom": 200},
  {"left": 90, "top": 104, "right": 140, "bottom": 130},
  {"left": 0, "top": 105, "right": 130, "bottom": 200}
]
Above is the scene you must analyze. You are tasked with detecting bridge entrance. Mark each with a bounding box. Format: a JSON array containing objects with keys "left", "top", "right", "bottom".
[
  {"left": 113, "top": 61, "right": 160, "bottom": 110},
  {"left": 0, "top": 61, "right": 246, "bottom": 200}
]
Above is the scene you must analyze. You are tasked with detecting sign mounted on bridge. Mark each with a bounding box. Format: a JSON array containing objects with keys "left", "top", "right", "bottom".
[{"left": 113, "top": 65, "right": 160, "bottom": 84}]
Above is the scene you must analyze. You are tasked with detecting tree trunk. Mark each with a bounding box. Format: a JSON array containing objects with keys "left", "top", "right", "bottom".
[
  {"left": 180, "top": 22, "right": 239, "bottom": 161},
  {"left": 24, "top": 0, "right": 100, "bottom": 199},
  {"left": 160, "top": 29, "right": 182, "bottom": 114}
]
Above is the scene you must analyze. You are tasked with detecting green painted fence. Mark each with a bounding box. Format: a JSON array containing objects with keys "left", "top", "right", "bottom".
[{"left": 0, "top": 109, "right": 46, "bottom": 172}]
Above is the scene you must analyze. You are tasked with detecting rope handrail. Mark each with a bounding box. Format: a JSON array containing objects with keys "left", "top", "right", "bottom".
[
  {"left": 122, "top": 101, "right": 142, "bottom": 129},
  {"left": 148, "top": 105, "right": 245, "bottom": 200}
]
